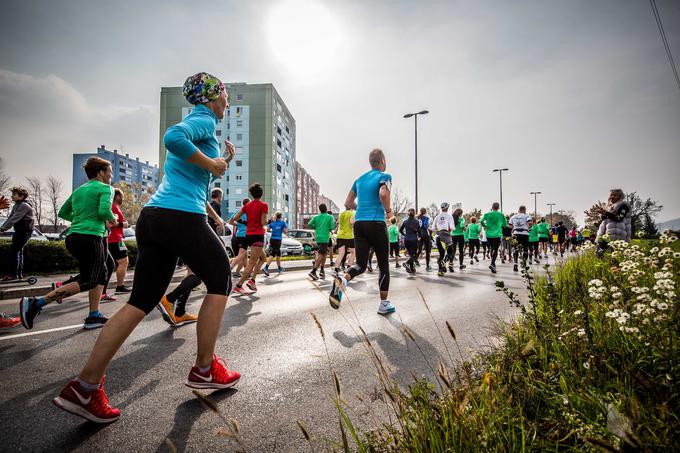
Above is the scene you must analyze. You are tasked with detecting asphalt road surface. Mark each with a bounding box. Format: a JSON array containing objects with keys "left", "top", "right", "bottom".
[{"left": 0, "top": 258, "right": 537, "bottom": 452}]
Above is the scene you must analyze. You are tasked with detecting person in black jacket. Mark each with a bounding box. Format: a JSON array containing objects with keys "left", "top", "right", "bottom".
[
  {"left": 399, "top": 208, "right": 421, "bottom": 274},
  {"left": 1, "top": 187, "right": 35, "bottom": 281}
]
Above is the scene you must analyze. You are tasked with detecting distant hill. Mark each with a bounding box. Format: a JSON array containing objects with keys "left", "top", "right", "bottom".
[{"left": 657, "top": 218, "right": 680, "bottom": 232}]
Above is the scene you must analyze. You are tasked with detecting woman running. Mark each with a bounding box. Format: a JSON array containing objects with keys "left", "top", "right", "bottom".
[
  {"left": 229, "top": 198, "right": 250, "bottom": 277},
  {"left": 334, "top": 208, "right": 356, "bottom": 274},
  {"left": 399, "top": 208, "right": 420, "bottom": 274},
  {"left": 53, "top": 72, "right": 238, "bottom": 424},
  {"left": 388, "top": 216, "right": 401, "bottom": 268},
  {"left": 450, "top": 208, "right": 466, "bottom": 270},
  {"left": 467, "top": 216, "right": 481, "bottom": 264}
]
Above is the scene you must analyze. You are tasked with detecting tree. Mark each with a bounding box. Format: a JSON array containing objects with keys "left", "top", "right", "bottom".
[
  {"left": 641, "top": 214, "right": 659, "bottom": 238},
  {"left": 584, "top": 201, "right": 606, "bottom": 227},
  {"left": 26, "top": 176, "right": 44, "bottom": 228},
  {"left": 0, "top": 157, "right": 10, "bottom": 195},
  {"left": 390, "top": 187, "right": 412, "bottom": 216},
  {"left": 427, "top": 203, "right": 440, "bottom": 219},
  {"left": 549, "top": 210, "right": 577, "bottom": 229},
  {"left": 46, "top": 175, "right": 63, "bottom": 230},
  {"left": 464, "top": 208, "right": 482, "bottom": 223},
  {"left": 626, "top": 192, "right": 663, "bottom": 235},
  {"left": 116, "top": 182, "right": 151, "bottom": 224}
]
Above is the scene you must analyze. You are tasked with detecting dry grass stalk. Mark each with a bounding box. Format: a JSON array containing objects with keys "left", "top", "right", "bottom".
[
  {"left": 310, "top": 312, "right": 325, "bottom": 339},
  {"left": 229, "top": 418, "right": 241, "bottom": 434},
  {"left": 164, "top": 438, "right": 177, "bottom": 453},
  {"left": 446, "top": 321, "right": 457, "bottom": 341},
  {"left": 333, "top": 371, "right": 342, "bottom": 398},
  {"left": 216, "top": 429, "right": 236, "bottom": 438}
]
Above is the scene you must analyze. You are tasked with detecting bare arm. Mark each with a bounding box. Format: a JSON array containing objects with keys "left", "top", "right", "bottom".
[
  {"left": 344, "top": 190, "right": 357, "bottom": 210},
  {"left": 380, "top": 185, "right": 391, "bottom": 219},
  {"left": 229, "top": 210, "right": 243, "bottom": 226}
]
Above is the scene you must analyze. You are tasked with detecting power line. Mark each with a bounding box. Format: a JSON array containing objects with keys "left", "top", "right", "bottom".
[{"left": 650, "top": 0, "right": 680, "bottom": 90}]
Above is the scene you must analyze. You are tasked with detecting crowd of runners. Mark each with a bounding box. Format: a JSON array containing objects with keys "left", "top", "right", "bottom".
[{"left": 0, "top": 71, "right": 627, "bottom": 426}]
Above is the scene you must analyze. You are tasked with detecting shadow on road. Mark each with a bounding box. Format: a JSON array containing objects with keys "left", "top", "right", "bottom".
[
  {"left": 158, "top": 389, "right": 238, "bottom": 453},
  {"left": 0, "top": 329, "right": 84, "bottom": 371}
]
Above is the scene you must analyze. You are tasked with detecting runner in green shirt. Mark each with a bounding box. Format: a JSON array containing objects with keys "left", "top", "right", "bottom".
[
  {"left": 308, "top": 203, "right": 336, "bottom": 279},
  {"left": 537, "top": 217, "right": 550, "bottom": 259},
  {"left": 466, "top": 218, "right": 482, "bottom": 265},
  {"left": 480, "top": 202, "right": 508, "bottom": 273},
  {"left": 528, "top": 219, "right": 540, "bottom": 263},
  {"left": 450, "top": 209, "right": 467, "bottom": 269},
  {"left": 388, "top": 217, "right": 401, "bottom": 268}
]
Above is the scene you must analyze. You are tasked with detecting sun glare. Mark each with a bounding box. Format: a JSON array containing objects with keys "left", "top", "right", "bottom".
[{"left": 265, "top": 0, "right": 344, "bottom": 81}]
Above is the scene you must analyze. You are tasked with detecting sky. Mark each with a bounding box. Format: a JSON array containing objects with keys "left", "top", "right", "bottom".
[{"left": 0, "top": 0, "right": 679, "bottom": 223}]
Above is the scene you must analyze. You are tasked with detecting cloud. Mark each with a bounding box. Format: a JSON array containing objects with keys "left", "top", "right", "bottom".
[{"left": 0, "top": 69, "right": 157, "bottom": 191}]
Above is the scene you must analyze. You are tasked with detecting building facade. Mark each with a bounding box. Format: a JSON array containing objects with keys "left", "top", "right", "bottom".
[
  {"left": 295, "top": 162, "right": 320, "bottom": 228},
  {"left": 159, "top": 83, "right": 297, "bottom": 225},
  {"left": 72, "top": 145, "right": 158, "bottom": 191}
]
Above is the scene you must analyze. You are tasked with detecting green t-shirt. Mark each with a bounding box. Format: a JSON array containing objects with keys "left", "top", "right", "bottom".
[
  {"left": 59, "top": 180, "right": 115, "bottom": 237},
  {"left": 452, "top": 217, "right": 466, "bottom": 236},
  {"left": 337, "top": 210, "right": 354, "bottom": 239},
  {"left": 481, "top": 210, "right": 508, "bottom": 239},
  {"left": 537, "top": 222, "right": 550, "bottom": 239},
  {"left": 529, "top": 224, "right": 539, "bottom": 242},
  {"left": 467, "top": 223, "right": 481, "bottom": 240},
  {"left": 388, "top": 224, "right": 399, "bottom": 243},
  {"left": 308, "top": 212, "right": 335, "bottom": 243}
]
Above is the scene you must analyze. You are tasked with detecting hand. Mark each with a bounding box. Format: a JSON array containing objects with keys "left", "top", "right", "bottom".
[
  {"left": 215, "top": 216, "right": 226, "bottom": 233},
  {"left": 224, "top": 140, "right": 235, "bottom": 163},
  {"left": 210, "top": 158, "right": 228, "bottom": 177},
  {"left": 0, "top": 195, "right": 9, "bottom": 210}
]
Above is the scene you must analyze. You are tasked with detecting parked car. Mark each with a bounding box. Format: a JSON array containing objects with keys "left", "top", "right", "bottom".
[
  {"left": 286, "top": 229, "right": 316, "bottom": 254},
  {"left": 0, "top": 218, "right": 48, "bottom": 241},
  {"left": 219, "top": 223, "right": 236, "bottom": 258},
  {"left": 264, "top": 232, "right": 304, "bottom": 256}
]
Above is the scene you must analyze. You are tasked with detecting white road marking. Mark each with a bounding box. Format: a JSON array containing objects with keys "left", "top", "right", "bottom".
[{"left": 0, "top": 324, "right": 82, "bottom": 341}]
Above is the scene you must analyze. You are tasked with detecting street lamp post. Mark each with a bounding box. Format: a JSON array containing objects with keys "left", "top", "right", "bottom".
[
  {"left": 547, "top": 203, "right": 556, "bottom": 225},
  {"left": 492, "top": 168, "right": 509, "bottom": 212},
  {"left": 530, "top": 191, "right": 542, "bottom": 218},
  {"left": 403, "top": 110, "right": 429, "bottom": 211}
]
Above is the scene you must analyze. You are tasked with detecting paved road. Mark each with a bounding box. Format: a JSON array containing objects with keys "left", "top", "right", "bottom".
[{"left": 0, "top": 258, "right": 537, "bottom": 452}]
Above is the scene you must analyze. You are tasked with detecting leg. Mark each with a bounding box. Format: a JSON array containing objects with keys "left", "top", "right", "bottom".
[{"left": 115, "top": 257, "right": 128, "bottom": 287}]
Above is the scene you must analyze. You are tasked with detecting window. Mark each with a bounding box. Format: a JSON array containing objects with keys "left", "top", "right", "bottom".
[
  {"left": 236, "top": 133, "right": 242, "bottom": 141},
  {"left": 226, "top": 188, "right": 229, "bottom": 194},
  {"left": 285, "top": 194, "right": 289, "bottom": 201},
  {"left": 235, "top": 200, "right": 242, "bottom": 207},
  {"left": 286, "top": 126, "right": 290, "bottom": 133},
  {"left": 236, "top": 175, "right": 243, "bottom": 181},
  {"left": 276, "top": 139, "right": 282, "bottom": 148},
  {"left": 216, "top": 130, "right": 222, "bottom": 136},
  {"left": 214, "top": 182, "right": 221, "bottom": 188},
  {"left": 235, "top": 188, "right": 243, "bottom": 194},
  {"left": 236, "top": 107, "right": 242, "bottom": 116},
  {"left": 236, "top": 160, "right": 243, "bottom": 167},
  {"left": 236, "top": 94, "right": 243, "bottom": 100},
  {"left": 236, "top": 120, "right": 243, "bottom": 127},
  {"left": 276, "top": 126, "right": 281, "bottom": 135},
  {"left": 277, "top": 164, "right": 282, "bottom": 173}
]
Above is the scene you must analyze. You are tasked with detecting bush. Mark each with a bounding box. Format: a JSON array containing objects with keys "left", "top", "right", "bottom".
[
  {"left": 326, "top": 233, "right": 680, "bottom": 451},
  {"left": 0, "top": 239, "right": 138, "bottom": 274}
]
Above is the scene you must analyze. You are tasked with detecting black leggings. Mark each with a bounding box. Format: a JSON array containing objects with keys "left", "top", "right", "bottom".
[
  {"left": 65, "top": 238, "right": 116, "bottom": 291},
  {"left": 417, "top": 233, "right": 431, "bottom": 266},
  {"left": 127, "top": 207, "right": 231, "bottom": 315},
  {"left": 404, "top": 239, "right": 418, "bottom": 266},
  {"left": 468, "top": 239, "right": 480, "bottom": 258},
  {"left": 451, "top": 235, "right": 465, "bottom": 266},
  {"left": 65, "top": 233, "right": 110, "bottom": 291},
  {"left": 348, "top": 221, "right": 390, "bottom": 293},
  {"left": 513, "top": 235, "right": 530, "bottom": 263},
  {"left": 8, "top": 230, "right": 32, "bottom": 278},
  {"left": 167, "top": 273, "right": 202, "bottom": 316},
  {"left": 488, "top": 237, "right": 501, "bottom": 266}
]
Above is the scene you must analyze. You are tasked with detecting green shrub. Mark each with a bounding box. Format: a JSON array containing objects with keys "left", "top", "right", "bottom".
[{"left": 0, "top": 239, "right": 138, "bottom": 274}]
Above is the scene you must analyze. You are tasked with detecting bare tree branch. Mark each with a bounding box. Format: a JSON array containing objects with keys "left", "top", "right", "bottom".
[
  {"left": 25, "top": 176, "right": 44, "bottom": 229},
  {"left": 46, "top": 175, "right": 64, "bottom": 230}
]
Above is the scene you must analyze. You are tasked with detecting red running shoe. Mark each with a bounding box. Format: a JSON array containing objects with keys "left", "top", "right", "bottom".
[
  {"left": 231, "top": 286, "right": 247, "bottom": 295},
  {"left": 0, "top": 313, "right": 21, "bottom": 331},
  {"left": 185, "top": 355, "right": 240, "bottom": 390},
  {"left": 53, "top": 377, "right": 120, "bottom": 424},
  {"left": 245, "top": 279, "right": 257, "bottom": 292}
]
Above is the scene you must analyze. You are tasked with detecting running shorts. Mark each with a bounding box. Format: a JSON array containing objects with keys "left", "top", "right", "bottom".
[
  {"left": 336, "top": 238, "right": 355, "bottom": 250},
  {"left": 389, "top": 241, "right": 400, "bottom": 256},
  {"left": 65, "top": 233, "right": 109, "bottom": 291},
  {"left": 539, "top": 237, "right": 548, "bottom": 243},
  {"left": 127, "top": 207, "right": 231, "bottom": 314},
  {"left": 269, "top": 238, "right": 282, "bottom": 256},
  {"left": 107, "top": 241, "right": 128, "bottom": 260},
  {"left": 246, "top": 234, "right": 265, "bottom": 247},
  {"left": 317, "top": 242, "right": 329, "bottom": 254}
]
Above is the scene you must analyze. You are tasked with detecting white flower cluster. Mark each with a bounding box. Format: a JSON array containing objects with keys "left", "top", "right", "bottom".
[
  {"left": 588, "top": 279, "right": 608, "bottom": 299},
  {"left": 605, "top": 308, "right": 630, "bottom": 325},
  {"left": 659, "top": 230, "right": 679, "bottom": 244}
]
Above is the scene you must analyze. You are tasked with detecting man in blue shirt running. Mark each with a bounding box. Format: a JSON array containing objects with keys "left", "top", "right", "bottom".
[
  {"left": 329, "top": 149, "right": 396, "bottom": 315},
  {"left": 263, "top": 211, "right": 287, "bottom": 276},
  {"left": 416, "top": 207, "right": 432, "bottom": 270}
]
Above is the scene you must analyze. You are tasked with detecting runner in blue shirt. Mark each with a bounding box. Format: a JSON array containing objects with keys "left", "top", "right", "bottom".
[
  {"left": 263, "top": 211, "right": 288, "bottom": 276},
  {"left": 229, "top": 199, "right": 249, "bottom": 277},
  {"left": 329, "top": 149, "right": 396, "bottom": 315},
  {"left": 416, "top": 207, "right": 432, "bottom": 270}
]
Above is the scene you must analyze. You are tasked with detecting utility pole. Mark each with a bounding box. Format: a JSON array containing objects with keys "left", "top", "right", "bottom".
[{"left": 492, "top": 168, "right": 509, "bottom": 212}]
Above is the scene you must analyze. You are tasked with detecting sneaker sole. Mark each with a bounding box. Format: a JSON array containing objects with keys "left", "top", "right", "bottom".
[
  {"left": 156, "top": 302, "right": 177, "bottom": 326},
  {"left": 173, "top": 319, "right": 198, "bottom": 327},
  {"left": 329, "top": 277, "right": 343, "bottom": 310},
  {"left": 52, "top": 397, "right": 119, "bottom": 424},
  {"left": 185, "top": 377, "right": 240, "bottom": 390},
  {"left": 83, "top": 322, "right": 106, "bottom": 330},
  {"left": 19, "top": 297, "right": 32, "bottom": 330},
  {"left": 377, "top": 308, "right": 396, "bottom": 315}
]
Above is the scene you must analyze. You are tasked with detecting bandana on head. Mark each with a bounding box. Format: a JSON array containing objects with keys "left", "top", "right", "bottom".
[{"left": 183, "top": 72, "right": 225, "bottom": 105}]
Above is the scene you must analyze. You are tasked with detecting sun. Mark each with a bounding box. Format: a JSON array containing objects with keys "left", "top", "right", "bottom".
[{"left": 265, "top": 0, "right": 344, "bottom": 81}]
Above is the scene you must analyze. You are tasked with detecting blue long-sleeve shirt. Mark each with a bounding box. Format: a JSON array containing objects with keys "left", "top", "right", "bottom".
[{"left": 147, "top": 104, "right": 219, "bottom": 214}]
